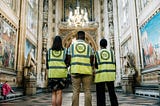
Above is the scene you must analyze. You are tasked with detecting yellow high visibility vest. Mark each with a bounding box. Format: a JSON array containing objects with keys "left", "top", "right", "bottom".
[
  {"left": 70, "top": 41, "right": 92, "bottom": 75},
  {"left": 48, "top": 49, "right": 67, "bottom": 78},
  {"left": 94, "top": 49, "right": 116, "bottom": 83}
]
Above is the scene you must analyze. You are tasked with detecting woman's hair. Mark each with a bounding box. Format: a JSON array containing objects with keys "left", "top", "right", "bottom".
[{"left": 51, "top": 36, "right": 64, "bottom": 51}]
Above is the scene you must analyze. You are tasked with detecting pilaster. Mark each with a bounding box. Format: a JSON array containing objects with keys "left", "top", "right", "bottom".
[
  {"left": 17, "top": 0, "right": 27, "bottom": 87},
  {"left": 113, "top": 0, "right": 121, "bottom": 86},
  {"left": 36, "top": 0, "right": 44, "bottom": 87}
]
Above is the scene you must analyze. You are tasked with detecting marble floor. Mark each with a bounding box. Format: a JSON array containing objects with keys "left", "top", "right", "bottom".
[{"left": 0, "top": 91, "right": 159, "bottom": 106}]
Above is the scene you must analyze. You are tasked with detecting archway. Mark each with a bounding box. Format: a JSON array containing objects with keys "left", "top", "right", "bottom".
[{"left": 62, "top": 30, "right": 98, "bottom": 51}]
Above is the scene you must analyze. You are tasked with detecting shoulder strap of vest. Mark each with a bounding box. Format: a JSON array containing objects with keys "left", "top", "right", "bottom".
[
  {"left": 48, "top": 48, "right": 52, "bottom": 61},
  {"left": 95, "top": 51, "right": 100, "bottom": 64},
  {"left": 63, "top": 48, "right": 66, "bottom": 61},
  {"left": 110, "top": 48, "right": 115, "bottom": 64},
  {"left": 71, "top": 44, "right": 74, "bottom": 57}
]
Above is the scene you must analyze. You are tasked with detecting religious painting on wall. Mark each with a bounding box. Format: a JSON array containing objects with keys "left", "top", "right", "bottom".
[
  {"left": 140, "top": 11, "right": 160, "bottom": 68},
  {"left": 0, "top": 17, "right": 17, "bottom": 69},
  {"left": 64, "top": 0, "right": 93, "bottom": 21}
]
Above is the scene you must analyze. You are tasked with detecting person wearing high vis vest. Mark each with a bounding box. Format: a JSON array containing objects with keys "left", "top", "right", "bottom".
[
  {"left": 67, "top": 31, "right": 94, "bottom": 106},
  {"left": 46, "top": 36, "right": 68, "bottom": 106},
  {"left": 94, "top": 39, "right": 118, "bottom": 106}
]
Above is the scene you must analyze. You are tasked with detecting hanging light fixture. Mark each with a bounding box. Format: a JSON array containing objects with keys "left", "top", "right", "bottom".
[{"left": 67, "top": 0, "right": 89, "bottom": 27}]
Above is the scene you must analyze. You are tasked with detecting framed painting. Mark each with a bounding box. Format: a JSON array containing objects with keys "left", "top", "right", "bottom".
[
  {"left": 0, "top": 17, "right": 17, "bottom": 69},
  {"left": 140, "top": 11, "right": 160, "bottom": 68}
]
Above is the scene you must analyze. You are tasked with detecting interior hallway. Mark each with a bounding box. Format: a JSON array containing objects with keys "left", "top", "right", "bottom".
[
  {"left": 0, "top": 85, "right": 159, "bottom": 106},
  {"left": 0, "top": 92, "right": 159, "bottom": 106}
]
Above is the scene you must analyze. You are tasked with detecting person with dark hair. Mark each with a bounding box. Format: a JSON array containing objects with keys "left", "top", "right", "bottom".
[
  {"left": 67, "top": 31, "right": 94, "bottom": 106},
  {"left": 46, "top": 36, "right": 68, "bottom": 106},
  {"left": 1, "top": 81, "right": 15, "bottom": 100},
  {"left": 94, "top": 38, "right": 118, "bottom": 106}
]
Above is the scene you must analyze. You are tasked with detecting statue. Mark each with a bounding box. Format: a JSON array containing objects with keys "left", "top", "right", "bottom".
[
  {"left": 24, "top": 48, "right": 37, "bottom": 77},
  {"left": 83, "top": 8, "right": 89, "bottom": 22},
  {"left": 108, "top": 0, "right": 113, "bottom": 12},
  {"left": 122, "top": 52, "right": 136, "bottom": 77}
]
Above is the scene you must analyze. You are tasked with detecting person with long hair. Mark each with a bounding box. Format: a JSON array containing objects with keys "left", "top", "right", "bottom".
[{"left": 46, "top": 36, "right": 68, "bottom": 106}]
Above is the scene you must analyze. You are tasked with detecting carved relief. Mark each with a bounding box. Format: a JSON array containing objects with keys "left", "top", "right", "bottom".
[
  {"left": 2, "top": 0, "right": 17, "bottom": 12},
  {"left": 142, "top": 71, "right": 159, "bottom": 84},
  {"left": 119, "top": 0, "right": 129, "bottom": 30},
  {"left": 141, "top": 0, "right": 153, "bottom": 8}
]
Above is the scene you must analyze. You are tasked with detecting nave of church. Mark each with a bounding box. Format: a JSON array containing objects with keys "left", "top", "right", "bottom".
[{"left": 0, "top": 0, "right": 159, "bottom": 105}]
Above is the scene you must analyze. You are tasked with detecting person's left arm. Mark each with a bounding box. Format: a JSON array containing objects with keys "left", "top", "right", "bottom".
[
  {"left": 90, "top": 48, "right": 94, "bottom": 67},
  {"left": 65, "top": 47, "right": 71, "bottom": 67}
]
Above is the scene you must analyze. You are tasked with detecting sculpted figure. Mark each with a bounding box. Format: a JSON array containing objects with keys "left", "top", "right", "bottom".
[
  {"left": 24, "top": 49, "right": 37, "bottom": 76},
  {"left": 123, "top": 52, "right": 135, "bottom": 77}
]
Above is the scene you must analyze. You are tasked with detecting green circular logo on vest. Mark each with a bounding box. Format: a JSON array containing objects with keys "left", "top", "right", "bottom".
[
  {"left": 52, "top": 50, "right": 62, "bottom": 57},
  {"left": 100, "top": 51, "right": 110, "bottom": 60},
  {"left": 76, "top": 43, "right": 86, "bottom": 53}
]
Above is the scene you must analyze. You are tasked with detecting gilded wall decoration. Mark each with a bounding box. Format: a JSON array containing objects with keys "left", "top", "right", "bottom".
[
  {"left": 140, "top": 11, "right": 160, "bottom": 68},
  {"left": 0, "top": 17, "right": 17, "bottom": 69}
]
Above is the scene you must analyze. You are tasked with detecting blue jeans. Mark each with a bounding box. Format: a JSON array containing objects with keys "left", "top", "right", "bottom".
[{"left": 71, "top": 74, "right": 92, "bottom": 106}]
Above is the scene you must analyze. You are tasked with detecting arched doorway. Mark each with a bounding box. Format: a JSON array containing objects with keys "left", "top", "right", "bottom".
[
  {"left": 59, "top": 27, "right": 98, "bottom": 50},
  {"left": 62, "top": 30, "right": 98, "bottom": 51}
]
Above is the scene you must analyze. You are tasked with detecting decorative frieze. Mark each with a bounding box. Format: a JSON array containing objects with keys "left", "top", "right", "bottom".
[{"left": 142, "top": 71, "right": 159, "bottom": 84}]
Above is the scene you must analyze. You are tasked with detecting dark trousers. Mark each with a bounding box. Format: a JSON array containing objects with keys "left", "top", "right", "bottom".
[{"left": 96, "top": 81, "right": 118, "bottom": 106}]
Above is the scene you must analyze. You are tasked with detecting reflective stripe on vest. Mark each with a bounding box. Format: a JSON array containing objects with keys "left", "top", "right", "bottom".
[
  {"left": 94, "top": 49, "right": 116, "bottom": 83},
  {"left": 48, "top": 49, "right": 67, "bottom": 78},
  {"left": 70, "top": 41, "right": 92, "bottom": 74}
]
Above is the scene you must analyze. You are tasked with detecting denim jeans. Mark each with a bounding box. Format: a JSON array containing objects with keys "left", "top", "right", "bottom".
[{"left": 71, "top": 74, "right": 92, "bottom": 106}]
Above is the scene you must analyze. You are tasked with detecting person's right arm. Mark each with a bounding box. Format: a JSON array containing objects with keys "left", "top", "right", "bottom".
[
  {"left": 95, "top": 55, "right": 98, "bottom": 69},
  {"left": 46, "top": 51, "right": 49, "bottom": 69}
]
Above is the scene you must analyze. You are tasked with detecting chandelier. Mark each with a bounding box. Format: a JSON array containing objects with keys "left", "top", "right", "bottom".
[{"left": 67, "top": 2, "right": 89, "bottom": 27}]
